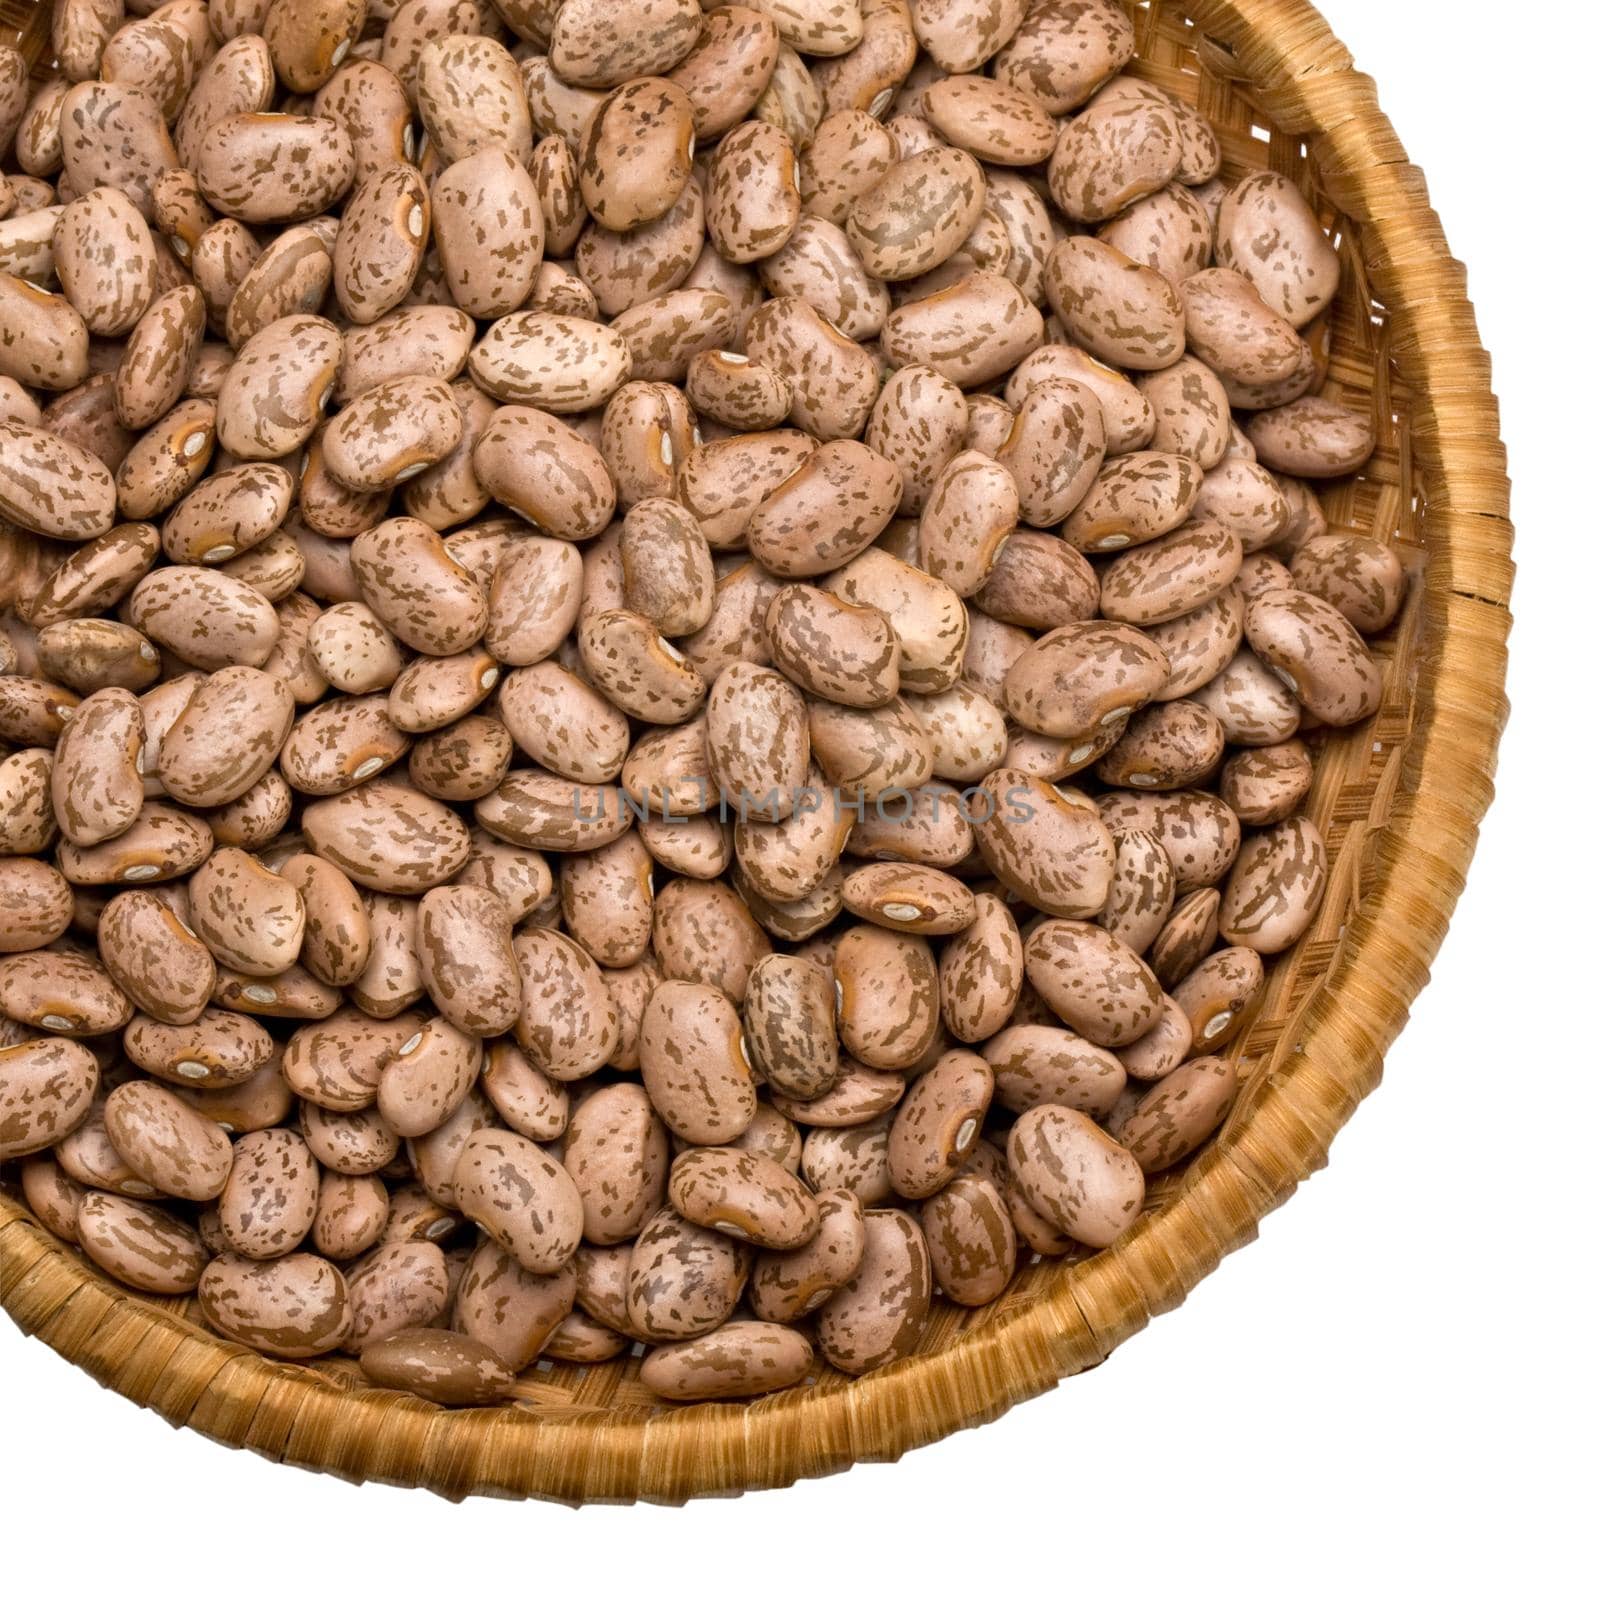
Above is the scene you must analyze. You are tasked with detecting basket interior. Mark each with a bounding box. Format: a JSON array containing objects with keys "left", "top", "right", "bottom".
[{"left": 2, "top": 0, "right": 1425, "bottom": 1425}]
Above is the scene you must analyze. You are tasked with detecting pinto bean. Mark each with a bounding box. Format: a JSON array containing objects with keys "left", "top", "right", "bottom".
[
  {"left": 1007, "top": 1103, "right": 1144, "bottom": 1247},
  {"left": 3, "top": 18, "right": 1386, "bottom": 1393}
]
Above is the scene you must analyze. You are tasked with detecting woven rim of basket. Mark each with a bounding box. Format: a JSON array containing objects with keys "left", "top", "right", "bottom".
[{"left": 0, "top": 0, "right": 1513, "bottom": 1504}]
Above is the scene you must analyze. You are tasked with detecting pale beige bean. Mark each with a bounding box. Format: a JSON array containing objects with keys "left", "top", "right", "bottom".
[
  {"left": 743, "top": 952, "right": 840, "bottom": 1101},
  {"left": 125, "top": 1007, "right": 274, "bottom": 1089},
  {"left": 342, "top": 1239, "right": 450, "bottom": 1353},
  {"left": 20, "top": 520, "right": 162, "bottom": 626},
  {"left": 1188, "top": 646, "right": 1301, "bottom": 746},
  {"left": 559, "top": 831, "right": 655, "bottom": 967},
  {"left": 834, "top": 925, "right": 939, "bottom": 1070},
  {"left": 216, "top": 1128, "right": 319, "bottom": 1259},
  {"left": 301, "top": 780, "right": 471, "bottom": 893},
  {"left": 311, "top": 1173, "right": 390, "bottom": 1259},
  {"left": 1097, "top": 827, "right": 1177, "bottom": 954},
  {"left": 215, "top": 314, "right": 342, "bottom": 461},
  {"left": 476, "top": 770, "right": 633, "bottom": 855},
  {"left": 995, "top": 377, "right": 1108, "bottom": 530},
  {"left": 1181, "top": 267, "right": 1304, "bottom": 388},
  {"left": 1063, "top": 450, "right": 1203, "bottom": 553},
  {"left": 848, "top": 145, "right": 984, "bottom": 282},
  {"left": 1215, "top": 172, "right": 1339, "bottom": 329},
  {"left": 743, "top": 294, "right": 879, "bottom": 440},
  {"left": 159, "top": 665, "right": 295, "bottom": 806},
  {"left": 1117, "top": 994, "right": 1193, "bottom": 1083},
  {"left": 1152, "top": 890, "right": 1220, "bottom": 988},
  {"left": 1288, "top": 533, "right": 1406, "bottom": 635},
  {"left": 485, "top": 536, "right": 585, "bottom": 666},
  {"left": 1045, "top": 235, "right": 1185, "bottom": 371},
  {"left": 764, "top": 583, "right": 900, "bottom": 711},
  {"left": 56, "top": 185, "right": 158, "bottom": 338},
  {"left": 747, "top": 1187, "right": 865, "bottom": 1321},
  {"left": 350, "top": 517, "right": 486, "bottom": 656},
  {"left": 842, "top": 862, "right": 975, "bottom": 935},
  {"left": 1047, "top": 91, "right": 1180, "bottom": 224},
  {"left": 578, "top": 608, "right": 707, "bottom": 725},
  {"left": 473, "top": 406, "right": 616, "bottom": 542},
  {"left": 512, "top": 926, "right": 620, "bottom": 1080},
  {"left": 578, "top": 76, "right": 696, "bottom": 232},
  {"left": 0, "top": 420, "right": 117, "bottom": 539},
  {"left": 0, "top": 860, "right": 74, "bottom": 954},
  {"left": 1099, "top": 521, "right": 1243, "bottom": 627},
  {"left": 563, "top": 1081, "right": 668, "bottom": 1245},
  {"left": 453, "top": 1240, "right": 575, "bottom": 1372},
  {"left": 798, "top": 107, "right": 897, "bottom": 222},
  {"left": 196, "top": 114, "right": 354, "bottom": 225},
  {"left": 1245, "top": 395, "right": 1377, "bottom": 479},
  {"left": 881, "top": 271, "right": 1045, "bottom": 388},
  {"left": 760, "top": 213, "right": 889, "bottom": 340},
  {"left": 886, "top": 1047, "right": 992, "bottom": 1199},
  {"left": 58, "top": 80, "right": 178, "bottom": 223},
  {"left": 628, "top": 1204, "right": 749, "bottom": 1340},
  {"left": 1096, "top": 788, "right": 1242, "bottom": 891},
  {"left": 707, "top": 118, "right": 801, "bottom": 264},
  {"left": 468, "top": 313, "right": 631, "bottom": 414},
  {"left": 1218, "top": 816, "right": 1327, "bottom": 954},
  {"left": 916, "top": 450, "right": 1018, "bottom": 598},
  {"left": 1100, "top": 182, "right": 1214, "bottom": 286},
  {"left": 620, "top": 497, "right": 714, "bottom": 637},
  {"left": 50, "top": 686, "right": 144, "bottom": 848},
  {"left": 685, "top": 349, "right": 791, "bottom": 431},
  {"left": 936, "top": 892, "right": 1022, "bottom": 1044}
]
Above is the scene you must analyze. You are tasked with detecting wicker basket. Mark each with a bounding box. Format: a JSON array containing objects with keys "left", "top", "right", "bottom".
[{"left": 0, "top": 0, "right": 1513, "bottom": 1504}]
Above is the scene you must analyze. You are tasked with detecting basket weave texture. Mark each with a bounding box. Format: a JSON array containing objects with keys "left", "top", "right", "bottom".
[{"left": 0, "top": 0, "right": 1514, "bottom": 1504}]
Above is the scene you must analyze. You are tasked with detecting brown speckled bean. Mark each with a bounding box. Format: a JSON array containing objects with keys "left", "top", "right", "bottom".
[
  {"left": 814, "top": 1206, "right": 930, "bottom": 1374},
  {"left": 455, "top": 1126, "right": 583, "bottom": 1276},
  {"left": 0, "top": 1036, "right": 99, "bottom": 1159},
  {"left": 923, "top": 1170, "right": 1016, "bottom": 1306},
  {"left": 669, "top": 1144, "right": 819, "bottom": 1248},
  {"left": 104, "top": 1077, "right": 233, "bottom": 1199},
  {"left": 1117, "top": 1053, "right": 1239, "bottom": 1174},
  {"left": 562, "top": 1080, "right": 668, "bottom": 1245},
  {"left": 627, "top": 1203, "right": 749, "bottom": 1340},
  {"left": 1007, "top": 1102, "right": 1144, "bottom": 1247},
  {"left": 199, "top": 1251, "right": 351, "bottom": 1356},
  {"left": 217, "top": 1127, "right": 319, "bottom": 1258},
  {"left": 79, "top": 1191, "right": 208, "bottom": 1293},
  {"left": 640, "top": 978, "right": 757, "bottom": 1144}
]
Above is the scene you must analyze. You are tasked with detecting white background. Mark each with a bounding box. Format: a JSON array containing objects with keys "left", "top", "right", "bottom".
[{"left": 3, "top": 3, "right": 1593, "bottom": 1594}]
